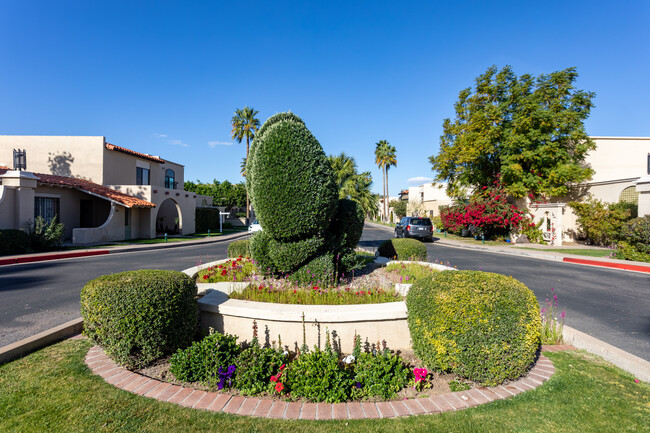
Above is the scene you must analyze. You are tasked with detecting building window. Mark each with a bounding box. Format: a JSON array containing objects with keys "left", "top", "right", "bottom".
[
  {"left": 136, "top": 167, "right": 150, "bottom": 185},
  {"left": 619, "top": 186, "right": 639, "bottom": 204},
  {"left": 34, "top": 197, "right": 60, "bottom": 223},
  {"left": 165, "top": 169, "right": 176, "bottom": 189}
]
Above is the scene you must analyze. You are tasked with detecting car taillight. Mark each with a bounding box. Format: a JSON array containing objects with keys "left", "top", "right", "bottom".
[{"left": 406, "top": 225, "right": 411, "bottom": 231}]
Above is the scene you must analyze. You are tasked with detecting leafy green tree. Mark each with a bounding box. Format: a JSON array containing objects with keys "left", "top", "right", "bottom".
[
  {"left": 184, "top": 179, "right": 246, "bottom": 208},
  {"left": 430, "top": 66, "right": 596, "bottom": 199},
  {"left": 231, "top": 106, "right": 261, "bottom": 221},
  {"left": 375, "top": 140, "right": 397, "bottom": 221},
  {"left": 389, "top": 199, "right": 407, "bottom": 219},
  {"left": 328, "top": 152, "right": 378, "bottom": 219}
]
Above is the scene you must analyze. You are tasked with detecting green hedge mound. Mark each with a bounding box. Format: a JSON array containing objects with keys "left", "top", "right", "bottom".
[
  {"left": 227, "top": 239, "right": 250, "bottom": 258},
  {"left": 406, "top": 271, "right": 541, "bottom": 386},
  {"left": 0, "top": 229, "right": 29, "bottom": 255},
  {"left": 80, "top": 270, "right": 198, "bottom": 368},
  {"left": 378, "top": 238, "right": 427, "bottom": 261}
]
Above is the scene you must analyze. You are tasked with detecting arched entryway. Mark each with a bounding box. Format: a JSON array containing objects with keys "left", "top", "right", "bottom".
[{"left": 156, "top": 198, "right": 182, "bottom": 235}]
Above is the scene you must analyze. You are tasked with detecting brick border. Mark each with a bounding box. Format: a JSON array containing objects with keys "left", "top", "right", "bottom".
[{"left": 85, "top": 346, "right": 569, "bottom": 420}]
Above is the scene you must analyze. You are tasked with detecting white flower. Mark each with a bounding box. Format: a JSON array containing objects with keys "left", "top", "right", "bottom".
[{"left": 343, "top": 355, "right": 355, "bottom": 364}]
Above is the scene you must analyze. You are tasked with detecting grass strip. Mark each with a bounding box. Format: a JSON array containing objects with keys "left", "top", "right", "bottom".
[{"left": 1, "top": 339, "right": 648, "bottom": 432}]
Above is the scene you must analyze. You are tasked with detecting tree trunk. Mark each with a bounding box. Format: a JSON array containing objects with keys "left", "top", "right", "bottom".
[
  {"left": 383, "top": 166, "right": 387, "bottom": 222},
  {"left": 386, "top": 167, "right": 389, "bottom": 222},
  {"left": 245, "top": 137, "right": 250, "bottom": 224}
]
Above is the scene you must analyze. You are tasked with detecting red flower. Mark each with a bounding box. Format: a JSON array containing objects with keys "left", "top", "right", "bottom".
[
  {"left": 221, "top": 270, "right": 227, "bottom": 276},
  {"left": 313, "top": 286, "right": 319, "bottom": 291},
  {"left": 275, "top": 382, "right": 284, "bottom": 393},
  {"left": 270, "top": 375, "right": 277, "bottom": 382},
  {"left": 203, "top": 275, "right": 209, "bottom": 280},
  {"left": 280, "top": 364, "right": 285, "bottom": 370}
]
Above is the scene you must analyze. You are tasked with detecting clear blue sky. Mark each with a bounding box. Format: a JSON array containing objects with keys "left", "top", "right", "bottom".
[{"left": 1, "top": 1, "right": 648, "bottom": 196}]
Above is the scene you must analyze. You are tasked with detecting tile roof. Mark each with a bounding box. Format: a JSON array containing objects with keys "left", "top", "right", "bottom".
[
  {"left": 105, "top": 143, "right": 165, "bottom": 163},
  {"left": 35, "top": 173, "right": 156, "bottom": 208}
]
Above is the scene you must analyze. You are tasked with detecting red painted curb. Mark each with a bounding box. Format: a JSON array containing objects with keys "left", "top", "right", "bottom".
[
  {"left": 0, "top": 250, "right": 110, "bottom": 266},
  {"left": 563, "top": 257, "right": 650, "bottom": 273}
]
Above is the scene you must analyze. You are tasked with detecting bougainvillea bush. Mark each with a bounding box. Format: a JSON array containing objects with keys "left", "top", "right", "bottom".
[{"left": 440, "top": 181, "right": 529, "bottom": 239}]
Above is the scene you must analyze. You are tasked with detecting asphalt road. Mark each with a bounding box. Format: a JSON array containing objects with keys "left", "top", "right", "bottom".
[
  {"left": 0, "top": 240, "right": 230, "bottom": 348},
  {"left": 360, "top": 224, "right": 650, "bottom": 361},
  {"left": 2, "top": 225, "right": 649, "bottom": 362}
]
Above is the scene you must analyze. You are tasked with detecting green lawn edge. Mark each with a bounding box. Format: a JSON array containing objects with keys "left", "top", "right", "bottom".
[{"left": 1, "top": 339, "right": 648, "bottom": 433}]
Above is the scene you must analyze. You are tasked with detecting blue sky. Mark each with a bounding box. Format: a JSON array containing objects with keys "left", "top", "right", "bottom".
[{"left": 1, "top": 1, "right": 648, "bottom": 196}]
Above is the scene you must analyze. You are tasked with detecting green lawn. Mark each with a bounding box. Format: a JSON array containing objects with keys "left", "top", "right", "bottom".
[
  {"left": 1, "top": 339, "right": 647, "bottom": 433},
  {"left": 516, "top": 247, "right": 612, "bottom": 258}
]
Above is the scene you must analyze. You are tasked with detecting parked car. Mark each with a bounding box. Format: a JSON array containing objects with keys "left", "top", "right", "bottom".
[
  {"left": 248, "top": 219, "right": 262, "bottom": 233},
  {"left": 394, "top": 217, "right": 433, "bottom": 241}
]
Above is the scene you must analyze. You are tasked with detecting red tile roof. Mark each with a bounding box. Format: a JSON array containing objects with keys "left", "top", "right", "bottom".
[
  {"left": 35, "top": 173, "right": 156, "bottom": 208},
  {"left": 0, "top": 166, "right": 9, "bottom": 170},
  {"left": 105, "top": 143, "right": 165, "bottom": 163}
]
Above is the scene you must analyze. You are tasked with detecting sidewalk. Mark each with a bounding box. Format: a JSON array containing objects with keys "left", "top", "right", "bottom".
[
  {"left": 0, "top": 230, "right": 250, "bottom": 267},
  {"left": 366, "top": 222, "right": 650, "bottom": 274}
]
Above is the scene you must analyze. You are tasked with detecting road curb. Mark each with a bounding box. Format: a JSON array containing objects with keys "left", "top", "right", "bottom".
[
  {"left": 563, "top": 257, "right": 650, "bottom": 273},
  {"left": 0, "top": 317, "right": 83, "bottom": 364},
  {"left": 0, "top": 250, "right": 110, "bottom": 266},
  {"left": 0, "top": 231, "right": 250, "bottom": 267},
  {"left": 365, "top": 222, "right": 650, "bottom": 273},
  {"left": 563, "top": 325, "right": 650, "bottom": 382}
]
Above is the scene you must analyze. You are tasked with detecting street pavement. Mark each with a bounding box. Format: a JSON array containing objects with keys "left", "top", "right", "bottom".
[
  {"left": 361, "top": 222, "right": 650, "bottom": 361},
  {"left": 1, "top": 224, "right": 648, "bottom": 362}
]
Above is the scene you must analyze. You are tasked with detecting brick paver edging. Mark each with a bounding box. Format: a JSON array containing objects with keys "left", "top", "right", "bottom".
[{"left": 85, "top": 345, "right": 567, "bottom": 420}]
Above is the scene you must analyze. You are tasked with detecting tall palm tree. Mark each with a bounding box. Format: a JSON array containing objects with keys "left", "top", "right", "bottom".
[
  {"left": 328, "top": 153, "right": 378, "bottom": 218},
  {"left": 375, "top": 140, "right": 397, "bottom": 222},
  {"left": 231, "top": 106, "right": 260, "bottom": 222}
]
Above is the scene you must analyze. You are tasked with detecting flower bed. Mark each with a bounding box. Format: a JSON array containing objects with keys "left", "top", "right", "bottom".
[{"left": 185, "top": 259, "right": 454, "bottom": 354}]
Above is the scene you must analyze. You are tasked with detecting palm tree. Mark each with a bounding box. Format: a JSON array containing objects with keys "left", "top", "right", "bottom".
[
  {"left": 328, "top": 153, "right": 379, "bottom": 218},
  {"left": 375, "top": 140, "right": 397, "bottom": 222},
  {"left": 231, "top": 106, "right": 260, "bottom": 222}
]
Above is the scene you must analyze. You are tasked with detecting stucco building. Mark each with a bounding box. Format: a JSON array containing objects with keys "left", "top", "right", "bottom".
[
  {"left": 521, "top": 137, "right": 650, "bottom": 245},
  {"left": 0, "top": 135, "right": 209, "bottom": 245}
]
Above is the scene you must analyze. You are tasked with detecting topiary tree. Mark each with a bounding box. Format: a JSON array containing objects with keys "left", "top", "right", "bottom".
[
  {"left": 247, "top": 112, "right": 364, "bottom": 279},
  {"left": 406, "top": 271, "right": 541, "bottom": 386}
]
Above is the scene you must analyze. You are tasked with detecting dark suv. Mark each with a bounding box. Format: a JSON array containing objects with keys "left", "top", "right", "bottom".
[{"left": 394, "top": 217, "right": 433, "bottom": 242}]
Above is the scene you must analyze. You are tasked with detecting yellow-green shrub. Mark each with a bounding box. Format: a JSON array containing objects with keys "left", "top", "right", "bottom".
[
  {"left": 81, "top": 270, "right": 197, "bottom": 368},
  {"left": 406, "top": 271, "right": 540, "bottom": 386}
]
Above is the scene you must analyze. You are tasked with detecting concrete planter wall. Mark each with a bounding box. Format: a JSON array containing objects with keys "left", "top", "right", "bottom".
[{"left": 184, "top": 260, "right": 455, "bottom": 354}]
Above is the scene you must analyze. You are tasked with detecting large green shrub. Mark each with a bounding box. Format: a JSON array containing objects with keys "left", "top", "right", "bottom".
[
  {"left": 80, "top": 270, "right": 198, "bottom": 368},
  {"left": 287, "top": 252, "right": 335, "bottom": 286},
  {"left": 26, "top": 216, "right": 65, "bottom": 252},
  {"left": 569, "top": 198, "right": 634, "bottom": 245},
  {"left": 248, "top": 118, "right": 337, "bottom": 241},
  {"left": 378, "top": 238, "right": 427, "bottom": 261},
  {"left": 285, "top": 348, "right": 352, "bottom": 403},
  {"left": 267, "top": 235, "right": 324, "bottom": 272},
  {"left": 406, "top": 271, "right": 541, "bottom": 386},
  {"left": 169, "top": 331, "right": 240, "bottom": 385},
  {"left": 195, "top": 208, "right": 232, "bottom": 232},
  {"left": 615, "top": 216, "right": 650, "bottom": 262},
  {"left": 328, "top": 199, "right": 365, "bottom": 250},
  {"left": 227, "top": 239, "right": 250, "bottom": 258},
  {"left": 0, "top": 229, "right": 29, "bottom": 255},
  {"left": 249, "top": 230, "right": 275, "bottom": 274}
]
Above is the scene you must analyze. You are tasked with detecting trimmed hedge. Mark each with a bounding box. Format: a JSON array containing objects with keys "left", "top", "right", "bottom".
[
  {"left": 195, "top": 208, "right": 232, "bottom": 232},
  {"left": 268, "top": 235, "right": 325, "bottom": 272},
  {"left": 248, "top": 117, "right": 337, "bottom": 241},
  {"left": 328, "top": 198, "right": 365, "bottom": 250},
  {"left": 227, "top": 239, "right": 250, "bottom": 258},
  {"left": 249, "top": 230, "right": 275, "bottom": 274},
  {"left": 406, "top": 271, "right": 541, "bottom": 386},
  {"left": 0, "top": 229, "right": 29, "bottom": 255},
  {"left": 289, "top": 252, "right": 335, "bottom": 286},
  {"left": 80, "top": 270, "right": 198, "bottom": 368},
  {"left": 378, "top": 238, "right": 427, "bottom": 261}
]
